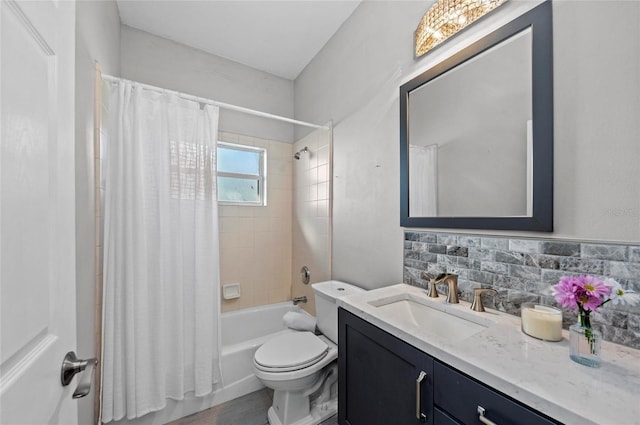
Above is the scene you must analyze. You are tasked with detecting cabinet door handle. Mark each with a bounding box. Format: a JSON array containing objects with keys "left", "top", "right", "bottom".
[
  {"left": 416, "top": 371, "right": 427, "bottom": 422},
  {"left": 477, "top": 406, "right": 498, "bottom": 425}
]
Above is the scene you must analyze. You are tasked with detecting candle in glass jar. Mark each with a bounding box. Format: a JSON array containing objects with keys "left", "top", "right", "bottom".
[{"left": 521, "top": 304, "right": 563, "bottom": 341}]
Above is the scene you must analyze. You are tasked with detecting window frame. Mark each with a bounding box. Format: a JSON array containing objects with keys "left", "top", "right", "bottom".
[{"left": 216, "top": 141, "right": 267, "bottom": 206}]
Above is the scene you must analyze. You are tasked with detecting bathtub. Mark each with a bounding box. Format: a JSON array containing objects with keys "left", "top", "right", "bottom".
[
  {"left": 219, "top": 301, "right": 305, "bottom": 398},
  {"left": 116, "top": 302, "right": 307, "bottom": 425}
]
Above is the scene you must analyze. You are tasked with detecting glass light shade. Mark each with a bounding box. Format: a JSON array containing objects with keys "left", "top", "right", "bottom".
[{"left": 415, "top": 0, "right": 507, "bottom": 57}]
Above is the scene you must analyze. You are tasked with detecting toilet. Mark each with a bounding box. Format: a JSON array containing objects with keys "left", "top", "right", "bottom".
[{"left": 253, "top": 280, "right": 365, "bottom": 425}]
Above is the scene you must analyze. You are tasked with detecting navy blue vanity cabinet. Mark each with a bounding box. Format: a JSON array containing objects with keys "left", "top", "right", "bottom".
[
  {"left": 339, "top": 308, "right": 562, "bottom": 425},
  {"left": 433, "top": 361, "right": 559, "bottom": 425},
  {"left": 338, "top": 308, "right": 434, "bottom": 425},
  {"left": 433, "top": 408, "right": 462, "bottom": 425}
]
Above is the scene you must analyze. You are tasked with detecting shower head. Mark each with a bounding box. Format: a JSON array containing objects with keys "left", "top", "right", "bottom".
[{"left": 293, "top": 146, "right": 308, "bottom": 160}]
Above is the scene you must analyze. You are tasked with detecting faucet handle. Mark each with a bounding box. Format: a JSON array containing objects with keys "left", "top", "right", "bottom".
[
  {"left": 470, "top": 288, "right": 498, "bottom": 312},
  {"left": 426, "top": 278, "right": 439, "bottom": 298}
]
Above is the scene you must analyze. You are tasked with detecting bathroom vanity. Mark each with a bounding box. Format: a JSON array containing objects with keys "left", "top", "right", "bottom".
[
  {"left": 337, "top": 284, "right": 640, "bottom": 425},
  {"left": 339, "top": 308, "right": 556, "bottom": 425}
]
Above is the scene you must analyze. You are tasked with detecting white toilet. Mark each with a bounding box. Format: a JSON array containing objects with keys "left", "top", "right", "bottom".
[{"left": 253, "top": 280, "right": 365, "bottom": 425}]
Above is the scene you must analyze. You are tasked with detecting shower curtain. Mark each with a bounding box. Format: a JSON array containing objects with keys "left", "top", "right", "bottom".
[
  {"left": 409, "top": 144, "right": 438, "bottom": 217},
  {"left": 101, "top": 80, "right": 222, "bottom": 422}
]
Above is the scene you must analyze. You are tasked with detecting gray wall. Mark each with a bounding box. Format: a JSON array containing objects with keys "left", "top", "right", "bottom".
[
  {"left": 120, "top": 26, "right": 295, "bottom": 143},
  {"left": 294, "top": 0, "right": 640, "bottom": 290},
  {"left": 75, "top": 1, "right": 121, "bottom": 423}
]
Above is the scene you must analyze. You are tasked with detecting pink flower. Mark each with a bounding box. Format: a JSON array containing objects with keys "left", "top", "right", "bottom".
[
  {"left": 577, "top": 275, "right": 610, "bottom": 298},
  {"left": 552, "top": 275, "right": 638, "bottom": 316},
  {"left": 573, "top": 275, "right": 609, "bottom": 311},
  {"left": 552, "top": 276, "right": 579, "bottom": 309},
  {"left": 552, "top": 275, "right": 612, "bottom": 312},
  {"left": 577, "top": 292, "right": 603, "bottom": 311}
]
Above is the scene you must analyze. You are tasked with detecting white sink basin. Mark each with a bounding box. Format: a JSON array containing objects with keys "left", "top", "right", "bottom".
[{"left": 369, "top": 294, "right": 490, "bottom": 341}]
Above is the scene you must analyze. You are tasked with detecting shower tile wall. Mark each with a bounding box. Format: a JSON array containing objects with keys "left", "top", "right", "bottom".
[
  {"left": 219, "top": 132, "right": 293, "bottom": 312},
  {"left": 404, "top": 231, "right": 640, "bottom": 349},
  {"left": 292, "top": 129, "right": 332, "bottom": 316}
]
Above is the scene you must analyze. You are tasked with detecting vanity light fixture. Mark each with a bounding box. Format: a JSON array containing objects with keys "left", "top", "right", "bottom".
[{"left": 415, "top": 0, "right": 507, "bottom": 57}]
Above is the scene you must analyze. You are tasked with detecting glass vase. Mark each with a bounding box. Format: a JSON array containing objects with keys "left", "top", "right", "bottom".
[{"left": 569, "top": 312, "right": 601, "bottom": 368}]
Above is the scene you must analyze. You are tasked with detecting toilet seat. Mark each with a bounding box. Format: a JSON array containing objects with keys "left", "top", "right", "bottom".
[{"left": 254, "top": 331, "right": 328, "bottom": 372}]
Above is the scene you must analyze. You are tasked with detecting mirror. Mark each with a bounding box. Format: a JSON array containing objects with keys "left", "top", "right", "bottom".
[
  {"left": 400, "top": 1, "right": 553, "bottom": 231},
  {"left": 410, "top": 29, "right": 533, "bottom": 218}
]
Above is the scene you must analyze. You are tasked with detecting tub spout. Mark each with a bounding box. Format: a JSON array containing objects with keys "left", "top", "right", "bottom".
[{"left": 292, "top": 296, "right": 308, "bottom": 305}]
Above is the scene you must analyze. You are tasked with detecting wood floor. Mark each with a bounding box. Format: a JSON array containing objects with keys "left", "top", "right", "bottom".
[{"left": 167, "top": 389, "right": 338, "bottom": 425}]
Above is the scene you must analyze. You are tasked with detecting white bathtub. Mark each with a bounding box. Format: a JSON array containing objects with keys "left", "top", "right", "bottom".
[
  {"left": 219, "top": 302, "right": 305, "bottom": 397},
  {"left": 115, "top": 302, "right": 307, "bottom": 425}
]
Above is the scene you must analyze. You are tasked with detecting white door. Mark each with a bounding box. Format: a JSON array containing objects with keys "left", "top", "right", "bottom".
[{"left": 1, "top": 0, "right": 78, "bottom": 423}]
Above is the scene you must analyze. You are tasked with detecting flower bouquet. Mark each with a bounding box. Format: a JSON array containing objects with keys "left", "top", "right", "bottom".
[{"left": 552, "top": 275, "right": 639, "bottom": 367}]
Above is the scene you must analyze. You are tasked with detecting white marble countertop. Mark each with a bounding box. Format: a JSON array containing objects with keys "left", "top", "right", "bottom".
[{"left": 337, "top": 283, "right": 640, "bottom": 425}]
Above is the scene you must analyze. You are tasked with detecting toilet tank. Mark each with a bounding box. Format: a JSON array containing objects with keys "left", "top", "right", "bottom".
[{"left": 312, "top": 280, "right": 365, "bottom": 343}]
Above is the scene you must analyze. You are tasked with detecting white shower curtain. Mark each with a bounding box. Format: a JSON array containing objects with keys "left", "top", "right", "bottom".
[
  {"left": 409, "top": 144, "right": 438, "bottom": 216},
  {"left": 101, "top": 81, "right": 222, "bottom": 422}
]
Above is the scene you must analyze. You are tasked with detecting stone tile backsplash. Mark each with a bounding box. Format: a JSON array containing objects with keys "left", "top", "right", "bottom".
[{"left": 403, "top": 231, "right": 640, "bottom": 349}]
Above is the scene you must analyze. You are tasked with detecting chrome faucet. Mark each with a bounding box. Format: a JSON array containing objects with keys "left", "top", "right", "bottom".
[
  {"left": 292, "top": 296, "right": 308, "bottom": 305},
  {"left": 470, "top": 288, "right": 498, "bottom": 312}
]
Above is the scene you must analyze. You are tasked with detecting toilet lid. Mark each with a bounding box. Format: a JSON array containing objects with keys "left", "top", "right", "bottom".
[{"left": 255, "top": 332, "right": 328, "bottom": 371}]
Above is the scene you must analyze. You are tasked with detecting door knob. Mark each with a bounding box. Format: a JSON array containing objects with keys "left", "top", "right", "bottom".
[{"left": 60, "top": 351, "right": 98, "bottom": 399}]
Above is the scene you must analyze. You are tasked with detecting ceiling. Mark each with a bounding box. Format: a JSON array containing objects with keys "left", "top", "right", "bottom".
[{"left": 116, "top": 1, "right": 361, "bottom": 80}]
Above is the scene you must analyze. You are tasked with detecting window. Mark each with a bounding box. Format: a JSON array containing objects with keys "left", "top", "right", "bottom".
[{"left": 217, "top": 142, "right": 266, "bottom": 205}]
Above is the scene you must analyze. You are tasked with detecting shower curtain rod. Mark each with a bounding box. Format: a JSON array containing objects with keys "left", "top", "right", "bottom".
[{"left": 101, "top": 73, "right": 329, "bottom": 130}]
